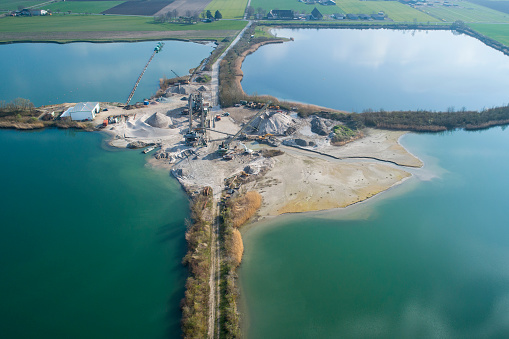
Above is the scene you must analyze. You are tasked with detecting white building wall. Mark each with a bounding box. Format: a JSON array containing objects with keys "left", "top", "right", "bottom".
[{"left": 70, "top": 111, "right": 94, "bottom": 121}]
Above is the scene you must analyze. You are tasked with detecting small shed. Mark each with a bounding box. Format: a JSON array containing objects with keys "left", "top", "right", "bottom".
[
  {"left": 61, "top": 102, "right": 100, "bottom": 121},
  {"left": 30, "top": 9, "right": 47, "bottom": 16}
]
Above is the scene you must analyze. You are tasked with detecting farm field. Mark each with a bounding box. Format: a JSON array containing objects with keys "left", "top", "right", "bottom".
[
  {"left": 249, "top": 0, "right": 342, "bottom": 15},
  {"left": 469, "top": 0, "right": 509, "bottom": 15},
  {"left": 102, "top": 1, "right": 170, "bottom": 15},
  {"left": 337, "top": 1, "right": 439, "bottom": 22},
  {"left": 469, "top": 22, "right": 509, "bottom": 45},
  {"left": 205, "top": 0, "right": 248, "bottom": 19},
  {"left": 0, "top": 0, "right": 46, "bottom": 10},
  {"left": 0, "top": 15, "right": 246, "bottom": 32},
  {"left": 39, "top": 1, "right": 124, "bottom": 14},
  {"left": 422, "top": 0, "right": 509, "bottom": 22}
]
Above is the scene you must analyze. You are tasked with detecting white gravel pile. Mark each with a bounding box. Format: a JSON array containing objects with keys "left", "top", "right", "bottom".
[
  {"left": 113, "top": 114, "right": 179, "bottom": 139},
  {"left": 145, "top": 112, "right": 172, "bottom": 128},
  {"left": 254, "top": 112, "right": 294, "bottom": 135}
]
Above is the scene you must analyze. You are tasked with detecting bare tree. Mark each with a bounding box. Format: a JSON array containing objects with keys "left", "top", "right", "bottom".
[
  {"left": 257, "top": 7, "right": 265, "bottom": 18},
  {"left": 246, "top": 6, "right": 255, "bottom": 19}
]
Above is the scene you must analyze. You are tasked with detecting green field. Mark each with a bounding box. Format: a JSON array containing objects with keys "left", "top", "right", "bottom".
[
  {"left": 422, "top": 1, "right": 509, "bottom": 22},
  {"left": 39, "top": 1, "right": 124, "bottom": 14},
  {"left": 469, "top": 22, "right": 509, "bottom": 44},
  {"left": 0, "top": 0, "right": 47, "bottom": 11},
  {"left": 205, "top": 0, "right": 248, "bottom": 19},
  {"left": 0, "top": 15, "right": 247, "bottom": 32},
  {"left": 338, "top": 1, "right": 439, "bottom": 22}
]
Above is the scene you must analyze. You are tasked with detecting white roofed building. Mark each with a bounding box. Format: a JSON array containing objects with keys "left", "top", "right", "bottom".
[{"left": 61, "top": 102, "right": 100, "bottom": 121}]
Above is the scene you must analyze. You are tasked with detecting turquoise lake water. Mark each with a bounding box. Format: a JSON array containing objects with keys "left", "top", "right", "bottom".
[
  {"left": 0, "top": 40, "right": 213, "bottom": 106},
  {"left": 0, "top": 129, "right": 188, "bottom": 338},
  {"left": 241, "top": 29, "right": 509, "bottom": 112},
  {"left": 240, "top": 127, "right": 509, "bottom": 338}
]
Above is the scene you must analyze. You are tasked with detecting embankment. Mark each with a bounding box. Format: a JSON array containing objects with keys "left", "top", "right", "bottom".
[
  {"left": 0, "top": 119, "right": 93, "bottom": 131},
  {"left": 181, "top": 187, "right": 214, "bottom": 338},
  {"left": 219, "top": 191, "right": 262, "bottom": 338}
]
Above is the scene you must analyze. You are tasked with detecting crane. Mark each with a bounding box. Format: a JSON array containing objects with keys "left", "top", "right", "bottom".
[{"left": 125, "top": 42, "right": 164, "bottom": 105}]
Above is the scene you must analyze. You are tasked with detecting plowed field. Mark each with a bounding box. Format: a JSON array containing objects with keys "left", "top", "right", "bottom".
[{"left": 102, "top": 1, "right": 172, "bottom": 15}]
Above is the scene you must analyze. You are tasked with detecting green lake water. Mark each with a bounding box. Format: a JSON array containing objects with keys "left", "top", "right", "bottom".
[
  {"left": 239, "top": 127, "right": 509, "bottom": 338},
  {"left": 0, "top": 129, "right": 188, "bottom": 338}
]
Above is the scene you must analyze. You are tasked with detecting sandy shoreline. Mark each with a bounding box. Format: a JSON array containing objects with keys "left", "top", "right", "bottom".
[{"left": 242, "top": 129, "right": 419, "bottom": 218}]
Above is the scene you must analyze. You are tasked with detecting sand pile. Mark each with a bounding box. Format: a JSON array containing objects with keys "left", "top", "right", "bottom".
[
  {"left": 253, "top": 112, "right": 294, "bottom": 135},
  {"left": 112, "top": 114, "right": 179, "bottom": 139},
  {"left": 145, "top": 112, "right": 172, "bottom": 128}
]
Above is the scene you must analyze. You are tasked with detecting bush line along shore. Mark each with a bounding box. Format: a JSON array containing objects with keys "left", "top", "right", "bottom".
[{"left": 182, "top": 188, "right": 261, "bottom": 339}]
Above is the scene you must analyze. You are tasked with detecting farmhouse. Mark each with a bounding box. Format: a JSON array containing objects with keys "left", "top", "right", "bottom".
[
  {"left": 267, "top": 9, "right": 295, "bottom": 20},
  {"left": 267, "top": 10, "right": 295, "bottom": 20},
  {"left": 311, "top": 7, "right": 323, "bottom": 20},
  {"left": 61, "top": 102, "right": 100, "bottom": 121}
]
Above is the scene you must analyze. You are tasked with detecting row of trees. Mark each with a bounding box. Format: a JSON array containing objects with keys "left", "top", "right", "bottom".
[
  {"left": 0, "top": 98, "right": 35, "bottom": 117},
  {"left": 306, "top": 106, "right": 509, "bottom": 132},
  {"left": 154, "top": 9, "right": 222, "bottom": 24},
  {"left": 245, "top": 6, "right": 267, "bottom": 19}
]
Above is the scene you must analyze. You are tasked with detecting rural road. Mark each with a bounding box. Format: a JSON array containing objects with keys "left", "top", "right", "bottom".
[
  {"left": 207, "top": 20, "right": 252, "bottom": 339},
  {"left": 210, "top": 20, "right": 252, "bottom": 110}
]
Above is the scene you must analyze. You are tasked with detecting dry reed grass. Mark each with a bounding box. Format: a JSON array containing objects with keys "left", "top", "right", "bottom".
[
  {"left": 228, "top": 191, "right": 262, "bottom": 228},
  {"left": 231, "top": 229, "right": 243, "bottom": 267}
]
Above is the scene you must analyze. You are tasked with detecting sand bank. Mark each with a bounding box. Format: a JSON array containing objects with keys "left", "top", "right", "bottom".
[{"left": 245, "top": 147, "right": 412, "bottom": 217}]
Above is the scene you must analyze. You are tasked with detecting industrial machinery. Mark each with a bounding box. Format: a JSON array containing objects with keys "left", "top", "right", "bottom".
[{"left": 215, "top": 102, "right": 270, "bottom": 154}]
